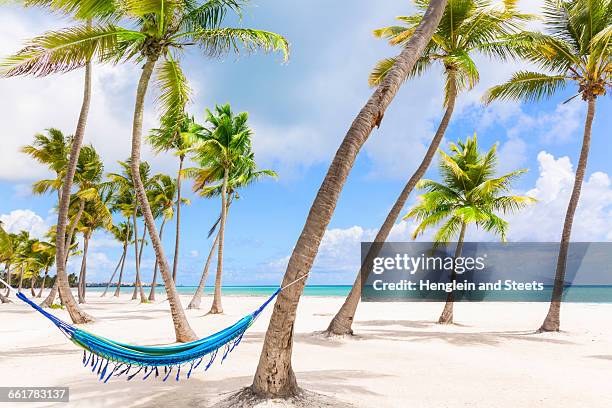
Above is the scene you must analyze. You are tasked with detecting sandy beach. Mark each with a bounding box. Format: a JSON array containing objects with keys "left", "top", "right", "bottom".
[{"left": 1, "top": 292, "right": 611, "bottom": 408}]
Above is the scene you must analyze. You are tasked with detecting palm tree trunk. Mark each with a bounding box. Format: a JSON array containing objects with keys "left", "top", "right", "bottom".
[
  {"left": 101, "top": 251, "right": 125, "bottom": 297},
  {"left": 132, "top": 212, "right": 147, "bottom": 302},
  {"left": 172, "top": 156, "right": 184, "bottom": 282},
  {"left": 78, "top": 234, "right": 90, "bottom": 304},
  {"left": 30, "top": 276, "right": 36, "bottom": 297},
  {"left": 209, "top": 168, "right": 229, "bottom": 315},
  {"left": 325, "top": 70, "right": 458, "bottom": 336},
  {"left": 18, "top": 267, "right": 24, "bottom": 293},
  {"left": 148, "top": 218, "right": 166, "bottom": 302},
  {"left": 250, "top": 0, "right": 447, "bottom": 397},
  {"left": 64, "top": 199, "right": 85, "bottom": 263},
  {"left": 438, "top": 223, "right": 467, "bottom": 324},
  {"left": 40, "top": 278, "right": 58, "bottom": 308},
  {"left": 188, "top": 231, "right": 220, "bottom": 310},
  {"left": 540, "top": 97, "right": 596, "bottom": 332},
  {"left": 130, "top": 54, "right": 196, "bottom": 342},
  {"left": 37, "top": 266, "right": 49, "bottom": 298},
  {"left": 53, "top": 45, "right": 94, "bottom": 324},
  {"left": 4, "top": 264, "right": 11, "bottom": 297},
  {"left": 114, "top": 244, "right": 127, "bottom": 297}
]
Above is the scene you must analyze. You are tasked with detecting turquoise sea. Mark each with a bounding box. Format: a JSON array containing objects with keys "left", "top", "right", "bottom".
[
  {"left": 85, "top": 285, "right": 612, "bottom": 302},
  {"left": 87, "top": 285, "right": 353, "bottom": 297}
]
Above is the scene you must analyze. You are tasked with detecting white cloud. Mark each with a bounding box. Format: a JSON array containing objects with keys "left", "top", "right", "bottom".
[
  {"left": 266, "top": 151, "right": 612, "bottom": 278},
  {"left": 0, "top": 209, "right": 50, "bottom": 239},
  {"left": 189, "top": 249, "right": 199, "bottom": 258}
]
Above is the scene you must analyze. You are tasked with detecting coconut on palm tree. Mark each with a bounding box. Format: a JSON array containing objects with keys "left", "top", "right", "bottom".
[
  {"left": 484, "top": 0, "right": 611, "bottom": 332},
  {"left": 251, "top": 0, "right": 448, "bottom": 398},
  {"left": 404, "top": 135, "right": 535, "bottom": 323},
  {"left": 326, "top": 0, "right": 533, "bottom": 336},
  {"left": 185, "top": 146, "right": 277, "bottom": 310}
]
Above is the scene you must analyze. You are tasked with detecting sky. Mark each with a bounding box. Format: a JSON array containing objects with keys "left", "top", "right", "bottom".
[{"left": 0, "top": 0, "right": 611, "bottom": 287}]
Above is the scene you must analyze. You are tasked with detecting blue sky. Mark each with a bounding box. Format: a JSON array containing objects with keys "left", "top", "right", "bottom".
[{"left": 0, "top": 0, "right": 611, "bottom": 286}]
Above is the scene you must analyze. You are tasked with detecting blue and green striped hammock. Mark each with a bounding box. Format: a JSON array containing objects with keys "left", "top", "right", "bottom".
[{"left": 1, "top": 276, "right": 292, "bottom": 383}]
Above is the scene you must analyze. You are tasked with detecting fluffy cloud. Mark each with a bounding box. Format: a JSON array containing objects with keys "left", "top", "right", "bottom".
[
  {"left": 266, "top": 151, "right": 612, "bottom": 280},
  {"left": 0, "top": 209, "right": 50, "bottom": 239}
]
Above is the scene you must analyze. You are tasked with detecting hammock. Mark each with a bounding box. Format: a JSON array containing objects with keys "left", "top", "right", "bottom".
[{"left": 0, "top": 276, "right": 304, "bottom": 383}]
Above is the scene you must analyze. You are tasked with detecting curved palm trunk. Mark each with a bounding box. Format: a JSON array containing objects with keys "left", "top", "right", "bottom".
[
  {"left": 148, "top": 218, "right": 166, "bottom": 301},
  {"left": 54, "top": 53, "right": 94, "bottom": 323},
  {"left": 251, "top": 0, "right": 448, "bottom": 397},
  {"left": 172, "top": 156, "right": 184, "bottom": 282},
  {"left": 18, "top": 267, "right": 24, "bottom": 293},
  {"left": 540, "top": 97, "right": 596, "bottom": 332},
  {"left": 209, "top": 169, "right": 229, "bottom": 315},
  {"left": 4, "top": 265, "right": 11, "bottom": 297},
  {"left": 30, "top": 276, "right": 36, "bottom": 297},
  {"left": 78, "top": 234, "right": 90, "bottom": 304},
  {"left": 37, "top": 266, "right": 49, "bottom": 298},
  {"left": 132, "top": 212, "right": 147, "bottom": 302},
  {"left": 438, "top": 223, "right": 467, "bottom": 324},
  {"left": 130, "top": 55, "right": 196, "bottom": 342},
  {"left": 64, "top": 199, "right": 85, "bottom": 262},
  {"left": 40, "top": 278, "right": 59, "bottom": 307},
  {"left": 326, "top": 71, "right": 458, "bottom": 336},
  {"left": 188, "top": 231, "right": 220, "bottom": 309},
  {"left": 114, "top": 244, "right": 128, "bottom": 297},
  {"left": 101, "top": 251, "right": 125, "bottom": 297}
]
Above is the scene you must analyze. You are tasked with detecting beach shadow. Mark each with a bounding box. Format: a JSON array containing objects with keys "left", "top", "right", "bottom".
[
  {"left": 356, "top": 319, "right": 437, "bottom": 329},
  {"left": 587, "top": 355, "right": 612, "bottom": 361},
  {"left": 50, "top": 369, "right": 377, "bottom": 408},
  {"left": 2, "top": 345, "right": 78, "bottom": 358},
  {"left": 355, "top": 328, "right": 575, "bottom": 346}
]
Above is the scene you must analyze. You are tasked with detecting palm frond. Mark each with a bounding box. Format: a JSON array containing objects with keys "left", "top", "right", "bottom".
[{"left": 483, "top": 71, "right": 568, "bottom": 103}]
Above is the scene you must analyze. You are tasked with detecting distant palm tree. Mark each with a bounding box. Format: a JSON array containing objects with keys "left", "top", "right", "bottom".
[
  {"left": 188, "top": 104, "right": 256, "bottom": 314},
  {"left": 327, "top": 0, "right": 533, "bottom": 336},
  {"left": 100, "top": 221, "right": 133, "bottom": 298},
  {"left": 185, "top": 152, "right": 277, "bottom": 310},
  {"left": 149, "top": 114, "right": 201, "bottom": 283},
  {"left": 76, "top": 191, "right": 114, "bottom": 303},
  {"left": 108, "top": 160, "right": 154, "bottom": 303},
  {"left": 31, "top": 233, "right": 58, "bottom": 298},
  {"left": 147, "top": 174, "right": 188, "bottom": 301},
  {"left": 404, "top": 135, "right": 535, "bottom": 323},
  {"left": 484, "top": 0, "right": 611, "bottom": 332},
  {"left": 0, "top": 224, "right": 14, "bottom": 303},
  {"left": 252, "top": 0, "right": 447, "bottom": 397}
]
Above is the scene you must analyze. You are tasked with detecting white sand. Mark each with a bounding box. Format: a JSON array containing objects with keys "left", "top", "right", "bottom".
[{"left": 1, "top": 291, "right": 611, "bottom": 407}]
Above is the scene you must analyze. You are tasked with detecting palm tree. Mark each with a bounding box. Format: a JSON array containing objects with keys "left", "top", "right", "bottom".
[
  {"left": 108, "top": 160, "right": 153, "bottom": 303},
  {"left": 21, "top": 128, "right": 72, "bottom": 306},
  {"left": 251, "top": 0, "right": 448, "bottom": 397},
  {"left": 31, "top": 235, "right": 58, "bottom": 298},
  {"left": 186, "top": 150, "right": 277, "bottom": 310},
  {"left": 76, "top": 191, "right": 114, "bottom": 303},
  {"left": 149, "top": 113, "right": 201, "bottom": 283},
  {"left": 405, "top": 135, "right": 534, "bottom": 323},
  {"left": 101, "top": 221, "right": 133, "bottom": 298},
  {"left": 326, "top": 0, "right": 533, "bottom": 336},
  {"left": 0, "top": 224, "right": 14, "bottom": 303},
  {"left": 484, "top": 0, "right": 611, "bottom": 332},
  {"left": 147, "top": 174, "right": 188, "bottom": 300},
  {"left": 187, "top": 104, "right": 256, "bottom": 314}
]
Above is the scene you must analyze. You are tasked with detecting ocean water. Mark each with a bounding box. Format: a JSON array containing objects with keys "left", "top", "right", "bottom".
[
  {"left": 86, "top": 285, "right": 612, "bottom": 302},
  {"left": 87, "top": 285, "right": 353, "bottom": 297}
]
